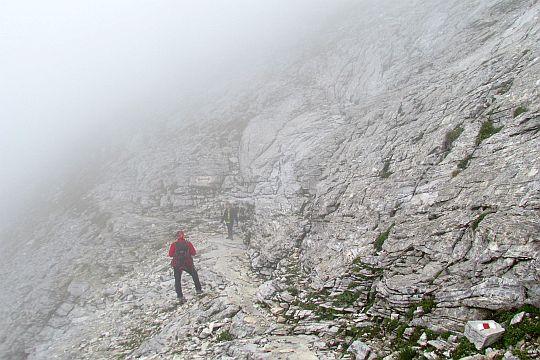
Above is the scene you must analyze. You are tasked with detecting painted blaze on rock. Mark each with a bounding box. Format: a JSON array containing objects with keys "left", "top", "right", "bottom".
[{"left": 464, "top": 320, "right": 505, "bottom": 350}]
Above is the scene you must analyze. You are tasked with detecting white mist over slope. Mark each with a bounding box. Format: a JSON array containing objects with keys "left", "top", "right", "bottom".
[{"left": 0, "top": 0, "right": 353, "bottom": 233}]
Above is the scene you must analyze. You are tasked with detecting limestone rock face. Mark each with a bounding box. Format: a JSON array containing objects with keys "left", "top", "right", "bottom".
[
  {"left": 0, "top": 0, "right": 539, "bottom": 358},
  {"left": 239, "top": 0, "right": 540, "bottom": 331}
]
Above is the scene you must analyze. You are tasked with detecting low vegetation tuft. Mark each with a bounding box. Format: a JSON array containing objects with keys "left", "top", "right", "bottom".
[
  {"left": 333, "top": 291, "right": 361, "bottom": 307},
  {"left": 513, "top": 106, "right": 528, "bottom": 118},
  {"left": 492, "top": 305, "right": 540, "bottom": 349},
  {"left": 476, "top": 120, "right": 502, "bottom": 145},
  {"left": 380, "top": 159, "right": 393, "bottom": 179},
  {"left": 374, "top": 224, "right": 395, "bottom": 251},
  {"left": 398, "top": 346, "right": 416, "bottom": 360},
  {"left": 420, "top": 297, "right": 436, "bottom": 313},
  {"left": 452, "top": 337, "right": 477, "bottom": 358},
  {"left": 216, "top": 330, "right": 234, "bottom": 342}
]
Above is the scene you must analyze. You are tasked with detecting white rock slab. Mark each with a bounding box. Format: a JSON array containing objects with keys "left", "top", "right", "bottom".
[{"left": 464, "top": 320, "right": 505, "bottom": 350}]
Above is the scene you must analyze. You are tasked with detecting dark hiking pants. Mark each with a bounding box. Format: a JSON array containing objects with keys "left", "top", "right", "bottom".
[{"left": 174, "top": 266, "right": 202, "bottom": 298}]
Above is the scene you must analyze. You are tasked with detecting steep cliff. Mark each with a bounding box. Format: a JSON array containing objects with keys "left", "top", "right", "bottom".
[
  {"left": 237, "top": 0, "right": 540, "bottom": 330},
  {"left": 0, "top": 0, "right": 539, "bottom": 358}
]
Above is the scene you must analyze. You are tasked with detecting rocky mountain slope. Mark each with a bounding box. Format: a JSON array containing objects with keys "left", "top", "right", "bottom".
[{"left": 1, "top": 0, "right": 539, "bottom": 358}]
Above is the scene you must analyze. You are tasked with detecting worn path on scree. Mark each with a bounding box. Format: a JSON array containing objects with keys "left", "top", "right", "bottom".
[
  {"left": 29, "top": 231, "right": 324, "bottom": 359},
  {"left": 179, "top": 232, "right": 323, "bottom": 359}
]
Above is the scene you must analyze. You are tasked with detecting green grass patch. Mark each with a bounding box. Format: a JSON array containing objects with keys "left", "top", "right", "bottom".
[
  {"left": 512, "top": 350, "right": 531, "bottom": 360},
  {"left": 440, "top": 331, "right": 452, "bottom": 340},
  {"left": 452, "top": 337, "right": 477, "bottom": 358},
  {"left": 382, "top": 318, "right": 402, "bottom": 333},
  {"left": 476, "top": 120, "right": 502, "bottom": 146},
  {"left": 315, "top": 306, "right": 340, "bottom": 320},
  {"left": 296, "top": 301, "right": 318, "bottom": 311},
  {"left": 398, "top": 346, "right": 416, "bottom": 360},
  {"left": 513, "top": 106, "right": 528, "bottom": 118},
  {"left": 380, "top": 159, "right": 393, "bottom": 179},
  {"left": 361, "top": 321, "right": 384, "bottom": 338},
  {"left": 374, "top": 224, "right": 395, "bottom": 251},
  {"left": 424, "top": 328, "right": 438, "bottom": 340},
  {"left": 403, "top": 326, "right": 437, "bottom": 345},
  {"left": 333, "top": 291, "right": 361, "bottom": 307},
  {"left": 216, "top": 330, "right": 234, "bottom": 342},
  {"left": 420, "top": 296, "right": 436, "bottom": 313},
  {"left": 312, "top": 288, "right": 330, "bottom": 299},
  {"left": 344, "top": 319, "right": 448, "bottom": 358},
  {"left": 449, "top": 305, "right": 540, "bottom": 360},
  {"left": 406, "top": 297, "right": 436, "bottom": 320},
  {"left": 364, "top": 289, "right": 377, "bottom": 311},
  {"left": 286, "top": 287, "right": 299, "bottom": 296},
  {"left": 406, "top": 305, "right": 416, "bottom": 321},
  {"left": 343, "top": 325, "right": 364, "bottom": 339},
  {"left": 492, "top": 305, "right": 540, "bottom": 348},
  {"left": 396, "top": 324, "right": 407, "bottom": 339}
]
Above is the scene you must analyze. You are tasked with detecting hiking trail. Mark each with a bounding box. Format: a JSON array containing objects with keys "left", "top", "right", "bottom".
[{"left": 29, "top": 231, "right": 328, "bottom": 359}]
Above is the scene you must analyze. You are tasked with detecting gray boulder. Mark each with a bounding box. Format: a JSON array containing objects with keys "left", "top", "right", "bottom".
[
  {"left": 347, "top": 340, "right": 372, "bottom": 360},
  {"left": 464, "top": 320, "right": 505, "bottom": 350}
]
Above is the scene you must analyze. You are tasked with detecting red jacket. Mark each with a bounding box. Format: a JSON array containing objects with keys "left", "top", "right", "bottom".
[{"left": 169, "top": 240, "right": 196, "bottom": 269}]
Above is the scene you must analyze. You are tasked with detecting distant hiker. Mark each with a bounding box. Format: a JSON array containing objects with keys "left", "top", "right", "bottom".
[
  {"left": 168, "top": 230, "right": 202, "bottom": 303},
  {"left": 221, "top": 203, "right": 238, "bottom": 239}
]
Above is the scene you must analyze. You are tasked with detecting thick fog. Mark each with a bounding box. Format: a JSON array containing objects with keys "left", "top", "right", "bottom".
[{"left": 0, "top": 0, "right": 355, "bottom": 234}]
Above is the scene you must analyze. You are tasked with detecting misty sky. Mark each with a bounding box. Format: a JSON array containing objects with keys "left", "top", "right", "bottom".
[{"left": 0, "top": 0, "right": 354, "bottom": 231}]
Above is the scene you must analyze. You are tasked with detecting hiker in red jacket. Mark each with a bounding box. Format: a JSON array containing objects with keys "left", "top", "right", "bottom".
[{"left": 168, "top": 230, "right": 202, "bottom": 303}]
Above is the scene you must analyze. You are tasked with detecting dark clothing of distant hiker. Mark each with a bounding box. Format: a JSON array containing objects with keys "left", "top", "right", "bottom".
[
  {"left": 168, "top": 231, "right": 202, "bottom": 300},
  {"left": 221, "top": 206, "right": 238, "bottom": 239}
]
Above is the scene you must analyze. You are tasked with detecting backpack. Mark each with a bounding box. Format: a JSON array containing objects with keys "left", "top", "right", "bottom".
[{"left": 173, "top": 241, "right": 192, "bottom": 269}]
